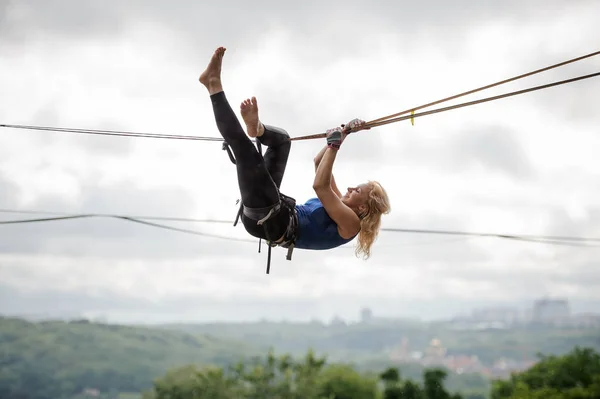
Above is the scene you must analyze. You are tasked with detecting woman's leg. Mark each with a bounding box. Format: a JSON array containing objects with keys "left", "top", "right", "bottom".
[
  {"left": 210, "top": 91, "right": 280, "bottom": 209},
  {"left": 259, "top": 124, "right": 291, "bottom": 189},
  {"left": 239, "top": 98, "right": 293, "bottom": 242},
  {"left": 240, "top": 97, "right": 291, "bottom": 190},
  {"left": 200, "top": 47, "right": 280, "bottom": 210},
  {"left": 199, "top": 47, "right": 292, "bottom": 242}
]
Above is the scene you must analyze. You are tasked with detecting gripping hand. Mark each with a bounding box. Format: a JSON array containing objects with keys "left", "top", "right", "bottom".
[
  {"left": 326, "top": 127, "right": 345, "bottom": 150},
  {"left": 342, "top": 118, "right": 369, "bottom": 134}
]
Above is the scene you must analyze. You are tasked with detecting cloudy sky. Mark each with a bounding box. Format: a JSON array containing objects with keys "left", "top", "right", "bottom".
[{"left": 1, "top": 0, "right": 599, "bottom": 324}]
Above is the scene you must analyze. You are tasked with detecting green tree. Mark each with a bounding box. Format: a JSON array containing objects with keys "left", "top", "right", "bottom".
[
  {"left": 380, "top": 367, "right": 404, "bottom": 399},
  {"left": 291, "top": 350, "right": 327, "bottom": 399},
  {"left": 423, "top": 369, "right": 462, "bottom": 399},
  {"left": 318, "top": 364, "right": 379, "bottom": 399},
  {"left": 401, "top": 380, "right": 425, "bottom": 399},
  {"left": 491, "top": 347, "right": 600, "bottom": 399}
]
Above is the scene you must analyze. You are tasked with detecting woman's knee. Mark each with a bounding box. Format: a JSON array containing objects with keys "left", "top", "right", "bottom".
[
  {"left": 260, "top": 124, "right": 291, "bottom": 148},
  {"left": 264, "top": 124, "right": 289, "bottom": 138}
]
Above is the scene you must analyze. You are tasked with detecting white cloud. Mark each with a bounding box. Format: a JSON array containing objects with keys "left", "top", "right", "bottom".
[{"left": 1, "top": 0, "right": 600, "bottom": 323}]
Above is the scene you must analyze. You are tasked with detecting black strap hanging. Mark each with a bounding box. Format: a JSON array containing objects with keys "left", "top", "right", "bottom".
[
  {"left": 255, "top": 141, "right": 272, "bottom": 274},
  {"left": 223, "top": 142, "right": 244, "bottom": 227},
  {"left": 223, "top": 140, "right": 272, "bottom": 274}
]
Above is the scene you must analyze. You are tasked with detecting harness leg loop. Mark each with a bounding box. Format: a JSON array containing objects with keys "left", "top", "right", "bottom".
[{"left": 225, "top": 137, "right": 296, "bottom": 274}]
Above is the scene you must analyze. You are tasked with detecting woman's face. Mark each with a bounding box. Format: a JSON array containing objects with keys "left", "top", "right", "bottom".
[{"left": 342, "top": 183, "right": 371, "bottom": 208}]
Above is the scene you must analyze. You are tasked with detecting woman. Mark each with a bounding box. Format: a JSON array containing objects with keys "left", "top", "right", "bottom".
[{"left": 199, "top": 47, "right": 390, "bottom": 261}]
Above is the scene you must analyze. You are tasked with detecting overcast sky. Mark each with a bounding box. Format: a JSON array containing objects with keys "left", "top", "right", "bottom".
[{"left": 1, "top": 0, "right": 599, "bottom": 324}]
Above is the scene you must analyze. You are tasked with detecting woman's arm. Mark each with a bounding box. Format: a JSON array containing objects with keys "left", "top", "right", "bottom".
[
  {"left": 313, "top": 147, "right": 360, "bottom": 239},
  {"left": 313, "top": 145, "right": 342, "bottom": 198}
]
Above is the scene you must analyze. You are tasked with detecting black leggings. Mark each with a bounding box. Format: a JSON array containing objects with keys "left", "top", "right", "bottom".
[{"left": 210, "top": 91, "right": 292, "bottom": 241}]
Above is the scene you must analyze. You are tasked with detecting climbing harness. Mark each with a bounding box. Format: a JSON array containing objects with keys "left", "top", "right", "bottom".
[{"left": 223, "top": 140, "right": 298, "bottom": 274}]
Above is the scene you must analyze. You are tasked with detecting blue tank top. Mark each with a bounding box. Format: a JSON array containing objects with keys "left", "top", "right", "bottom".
[{"left": 294, "top": 198, "right": 356, "bottom": 250}]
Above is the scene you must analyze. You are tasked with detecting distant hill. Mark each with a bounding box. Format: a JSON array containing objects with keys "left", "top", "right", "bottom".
[
  {"left": 0, "top": 316, "right": 258, "bottom": 399},
  {"left": 3, "top": 316, "right": 599, "bottom": 399},
  {"left": 160, "top": 320, "right": 600, "bottom": 365}
]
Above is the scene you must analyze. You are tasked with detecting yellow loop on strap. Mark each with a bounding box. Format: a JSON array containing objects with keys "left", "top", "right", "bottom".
[{"left": 410, "top": 110, "right": 415, "bottom": 126}]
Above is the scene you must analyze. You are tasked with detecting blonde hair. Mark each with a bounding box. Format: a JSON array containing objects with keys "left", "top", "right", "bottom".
[{"left": 355, "top": 180, "right": 391, "bottom": 259}]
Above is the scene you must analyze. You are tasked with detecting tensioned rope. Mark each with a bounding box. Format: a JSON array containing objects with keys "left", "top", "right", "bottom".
[
  {"left": 2, "top": 209, "right": 599, "bottom": 248},
  {"left": 0, "top": 124, "right": 225, "bottom": 142},
  {"left": 290, "top": 71, "right": 600, "bottom": 140},
  {"left": 369, "top": 50, "right": 600, "bottom": 125},
  {"left": 1, "top": 50, "right": 599, "bottom": 142},
  {"left": 292, "top": 49, "right": 600, "bottom": 140}
]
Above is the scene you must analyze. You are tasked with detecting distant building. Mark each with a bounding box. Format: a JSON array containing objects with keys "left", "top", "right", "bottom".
[
  {"left": 82, "top": 388, "right": 100, "bottom": 397},
  {"left": 447, "top": 306, "right": 520, "bottom": 330},
  {"left": 569, "top": 313, "right": 600, "bottom": 328},
  {"left": 423, "top": 338, "right": 447, "bottom": 365},
  {"left": 445, "top": 355, "right": 482, "bottom": 374},
  {"left": 388, "top": 337, "right": 410, "bottom": 361},
  {"left": 471, "top": 307, "right": 520, "bottom": 324},
  {"left": 532, "top": 298, "right": 570, "bottom": 322},
  {"left": 360, "top": 308, "right": 373, "bottom": 323}
]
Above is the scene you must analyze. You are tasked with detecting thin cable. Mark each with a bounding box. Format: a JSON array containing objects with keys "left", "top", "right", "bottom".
[
  {"left": 380, "top": 227, "right": 600, "bottom": 245},
  {"left": 0, "top": 215, "right": 90, "bottom": 224},
  {"left": 117, "top": 216, "right": 255, "bottom": 243},
  {"left": 290, "top": 71, "right": 600, "bottom": 141},
  {"left": 339, "top": 236, "right": 474, "bottom": 250},
  {"left": 0, "top": 208, "right": 232, "bottom": 224},
  {"left": 2, "top": 209, "right": 599, "bottom": 247},
  {"left": 0, "top": 213, "right": 255, "bottom": 243}
]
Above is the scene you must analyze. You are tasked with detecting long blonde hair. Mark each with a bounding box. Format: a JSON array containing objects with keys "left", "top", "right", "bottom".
[{"left": 355, "top": 180, "right": 391, "bottom": 259}]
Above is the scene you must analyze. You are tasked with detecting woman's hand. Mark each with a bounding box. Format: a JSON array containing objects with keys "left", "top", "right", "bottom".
[
  {"left": 342, "top": 118, "right": 369, "bottom": 134},
  {"left": 326, "top": 118, "right": 369, "bottom": 150},
  {"left": 326, "top": 126, "right": 345, "bottom": 150}
]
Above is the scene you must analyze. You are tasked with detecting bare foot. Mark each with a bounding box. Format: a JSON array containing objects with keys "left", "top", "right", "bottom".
[
  {"left": 240, "top": 96, "right": 264, "bottom": 137},
  {"left": 199, "top": 47, "right": 226, "bottom": 95}
]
